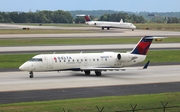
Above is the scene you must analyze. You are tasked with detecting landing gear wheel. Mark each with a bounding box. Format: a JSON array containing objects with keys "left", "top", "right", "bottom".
[
  {"left": 102, "top": 27, "right": 104, "bottom": 30},
  {"left": 29, "top": 71, "right": 34, "bottom": 78},
  {"left": 95, "top": 71, "right": 102, "bottom": 76},
  {"left": 84, "top": 71, "right": 91, "bottom": 75},
  {"left": 107, "top": 27, "right": 110, "bottom": 30}
]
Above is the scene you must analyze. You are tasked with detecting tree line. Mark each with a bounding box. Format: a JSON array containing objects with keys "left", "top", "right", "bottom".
[
  {"left": 74, "top": 12, "right": 145, "bottom": 23},
  {"left": 98, "top": 12, "right": 145, "bottom": 23},
  {"left": 0, "top": 10, "right": 180, "bottom": 23},
  {"left": 0, "top": 10, "right": 73, "bottom": 23}
]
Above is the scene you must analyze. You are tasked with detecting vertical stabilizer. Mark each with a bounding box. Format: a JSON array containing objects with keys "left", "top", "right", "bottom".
[
  {"left": 131, "top": 36, "right": 154, "bottom": 55},
  {"left": 84, "top": 15, "right": 92, "bottom": 22}
]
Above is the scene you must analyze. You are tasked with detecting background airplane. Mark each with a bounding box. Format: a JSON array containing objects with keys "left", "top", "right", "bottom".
[
  {"left": 19, "top": 36, "right": 165, "bottom": 78},
  {"left": 76, "top": 14, "right": 136, "bottom": 31}
]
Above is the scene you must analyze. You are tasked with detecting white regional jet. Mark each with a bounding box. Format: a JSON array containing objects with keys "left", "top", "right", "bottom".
[
  {"left": 77, "top": 14, "right": 136, "bottom": 31},
  {"left": 19, "top": 36, "right": 163, "bottom": 78}
]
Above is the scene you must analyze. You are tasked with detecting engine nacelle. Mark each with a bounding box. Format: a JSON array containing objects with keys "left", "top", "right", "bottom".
[{"left": 117, "top": 53, "right": 137, "bottom": 62}]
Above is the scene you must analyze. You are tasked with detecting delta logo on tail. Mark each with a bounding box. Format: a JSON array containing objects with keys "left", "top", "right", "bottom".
[
  {"left": 131, "top": 36, "right": 166, "bottom": 55},
  {"left": 131, "top": 36, "right": 153, "bottom": 55}
]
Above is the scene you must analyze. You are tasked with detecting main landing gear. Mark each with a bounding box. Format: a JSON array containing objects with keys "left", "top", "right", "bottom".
[
  {"left": 101, "top": 27, "right": 110, "bottom": 30},
  {"left": 29, "top": 71, "right": 34, "bottom": 78},
  {"left": 84, "top": 71, "right": 91, "bottom": 75},
  {"left": 84, "top": 70, "right": 102, "bottom": 76},
  {"left": 95, "top": 71, "right": 102, "bottom": 76}
]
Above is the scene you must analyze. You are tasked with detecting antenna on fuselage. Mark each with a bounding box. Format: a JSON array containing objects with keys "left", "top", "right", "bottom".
[
  {"left": 80, "top": 51, "right": 83, "bottom": 54},
  {"left": 53, "top": 52, "right": 56, "bottom": 54}
]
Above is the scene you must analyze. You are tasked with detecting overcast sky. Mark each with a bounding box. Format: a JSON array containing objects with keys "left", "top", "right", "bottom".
[{"left": 0, "top": 0, "right": 179, "bottom": 12}]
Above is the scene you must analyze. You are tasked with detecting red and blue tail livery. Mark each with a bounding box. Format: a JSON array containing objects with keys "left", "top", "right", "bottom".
[
  {"left": 131, "top": 36, "right": 164, "bottom": 55},
  {"left": 84, "top": 15, "right": 91, "bottom": 21}
]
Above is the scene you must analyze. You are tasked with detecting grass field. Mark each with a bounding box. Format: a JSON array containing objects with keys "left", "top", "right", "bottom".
[
  {"left": 0, "top": 50, "right": 179, "bottom": 69},
  {"left": 0, "top": 29, "right": 99, "bottom": 34},
  {"left": 135, "top": 23, "right": 180, "bottom": 31},
  {"left": 0, "top": 37, "right": 180, "bottom": 46},
  {"left": 0, "top": 92, "right": 180, "bottom": 112},
  {"left": 16, "top": 23, "right": 87, "bottom": 27}
]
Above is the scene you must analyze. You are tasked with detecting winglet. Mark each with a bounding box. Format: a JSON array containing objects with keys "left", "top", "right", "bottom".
[{"left": 143, "top": 60, "right": 150, "bottom": 69}]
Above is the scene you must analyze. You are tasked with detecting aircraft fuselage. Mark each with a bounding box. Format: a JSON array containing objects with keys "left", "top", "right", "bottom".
[
  {"left": 19, "top": 52, "right": 145, "bottom": 72},
  {"left": 86, "top": 21, "right": 136, "bottom": 30}
]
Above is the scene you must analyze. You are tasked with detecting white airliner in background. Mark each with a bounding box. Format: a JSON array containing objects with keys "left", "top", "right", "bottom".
[
  {"left": 19, "top": 36, "right": 165, "bottom": 78},
  {"left": 76, "top": 14, "right": 136, "bottom": 31}
]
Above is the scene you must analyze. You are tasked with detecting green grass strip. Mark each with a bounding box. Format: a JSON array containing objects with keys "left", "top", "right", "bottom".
[
  {"left": 0, "top": 50, "right": 179, "bottom": 69},
  {"left": 1, "top": 37, "right": 180, "bottom": 46},
  {"left": 0, "top": 92, "right": 180, "bottom": 112},
  {"left": 0, "top": 29, "right": 98, "bottom": 34},
  {"left": 135, "top": 23, "right": 180, "bottom": 31}
]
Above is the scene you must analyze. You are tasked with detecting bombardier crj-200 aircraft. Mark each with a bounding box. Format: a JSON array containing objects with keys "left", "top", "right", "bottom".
[
  {"left": 19, "top": 36, "right": 164, "bottom": 78},
  {"left": 77, "top": 14, "right": 136, "bottom": 31}
]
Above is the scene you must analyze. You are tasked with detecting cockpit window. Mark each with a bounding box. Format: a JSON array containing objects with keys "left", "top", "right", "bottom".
[{"left": 29, "top": 58, "right": 43, "bottom": 62}]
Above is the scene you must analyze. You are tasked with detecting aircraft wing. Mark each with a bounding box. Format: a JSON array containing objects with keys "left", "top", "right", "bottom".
[{"left": 81, "top": 61, "right": 150, "bottom": 71}]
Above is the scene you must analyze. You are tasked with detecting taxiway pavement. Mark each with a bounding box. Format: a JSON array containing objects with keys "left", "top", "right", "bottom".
[
  {"left": 1, "top": 30, "right": 180, "bottom": 38},
  {"left": 1, "top": 43, "right": 180, "bottom": 54},
  {"left": 0, "top": 65, "right": 180, "bottom": 104},
  {"left": 0, "top": 65, "right": 180, "bottom": 92}
]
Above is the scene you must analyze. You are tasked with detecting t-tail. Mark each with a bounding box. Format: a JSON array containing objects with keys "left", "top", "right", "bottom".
[
  {"left": 84, "top": 15, "right": 92, "bottom": 22},
  {"left": 131, "top": 36, "right": 166, "bottom": 55},
  {"left": 76, "top": 14, "right": 92, "bottom": 22}
]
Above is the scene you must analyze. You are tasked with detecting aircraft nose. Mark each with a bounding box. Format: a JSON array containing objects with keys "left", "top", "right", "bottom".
[
  {"left": 133, "top": 25, "right": 136, "bottom": 29},
  {"left": 19, "top": 64, "right": 25, "bottom": 71},
  {"left": 19, "top": 63, "right": 28, "bottom": 71}
]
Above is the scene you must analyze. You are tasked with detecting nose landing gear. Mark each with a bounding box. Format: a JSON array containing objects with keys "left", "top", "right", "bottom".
[{"left": 29, "top": 71, "right": 34, "bottom": 78}]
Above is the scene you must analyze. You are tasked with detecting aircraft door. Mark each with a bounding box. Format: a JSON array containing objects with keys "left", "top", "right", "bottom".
[{"left": 46, "top": 56, "right": 53, "bottom": 69}]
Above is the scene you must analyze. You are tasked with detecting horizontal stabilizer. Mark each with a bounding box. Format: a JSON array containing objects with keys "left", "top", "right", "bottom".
[
  {"left": 145, "top": 36, "right": 167, "bottom": 39},
  {"left": 76, "top": 14, "right": 87, "bottom": 17}
]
